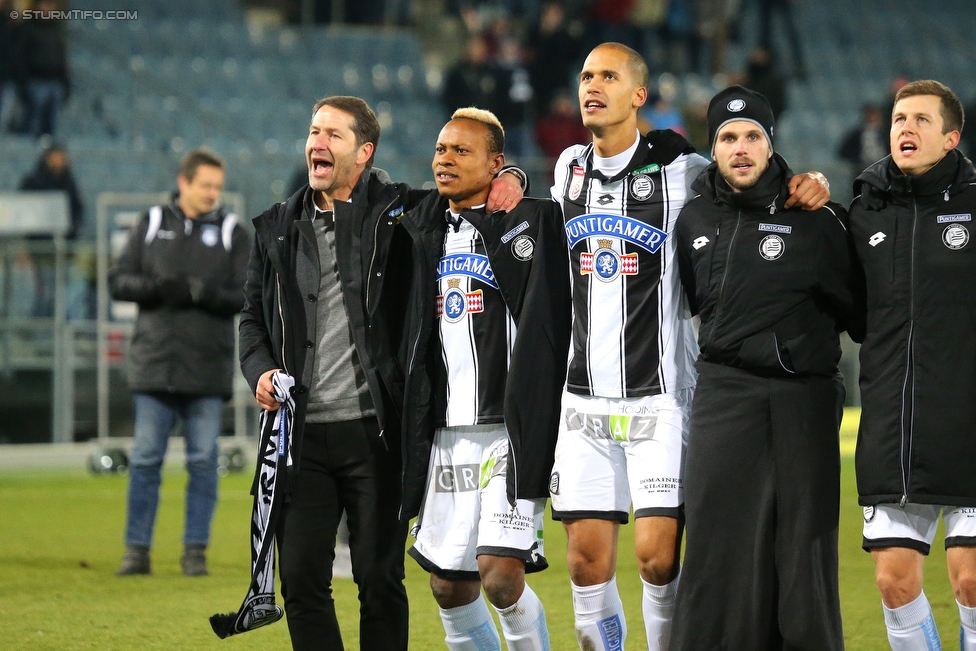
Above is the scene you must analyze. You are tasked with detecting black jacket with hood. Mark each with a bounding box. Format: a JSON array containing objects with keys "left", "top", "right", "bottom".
[
  {"left": 849, "top": 149, "right": 976, "bottom": 508},
  {"left": 110, "top": 198, "right": 250, "bottom": 397},
  {"left": 239, "top": 168, "right": 423, "bottom": 484},
  {"left": 399, "top": 192, "right": 571, "bottom": 519},
  {"left": 676, "top": 154, "right": 862, "bottom": 377}
]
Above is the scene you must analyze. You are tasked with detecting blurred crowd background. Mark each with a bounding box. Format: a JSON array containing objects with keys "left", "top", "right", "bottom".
[{"left": 0, "top": 0, "right": 974, "bottom": 445}]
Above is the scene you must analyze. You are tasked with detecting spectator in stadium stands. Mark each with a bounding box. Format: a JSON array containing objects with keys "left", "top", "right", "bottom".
[
  {"left": 962, "top": 96, "right": 976, "bottom": 160},
  {"left": 743, "top": 46, "right": 786, "bottom": 122},
  {"left": 848, "top": 79, "right": 976, "bottom": 651},
  {"left": 110, "top": 149, "right": 249, "bottom": 578},
  {"left": 535, "top": 91, "right": 591, "bottom": 171},
  {"left": 494, "top": 37, "right": 535, "bottom": 159},
  {"left": 670, "top": 85, "right": 859, "bottom": 651},
  {"left": 527, "top": 1, "right": 584, "bottom": 120},
  {"left": 18, "top": 143, "right": 85, "bottom": 317},
  {"left": 757, "top": 0, "right": 806, "bottom": 79},
  {"left": 442, "top": 34, "right": 507, "bottom": 120},
  {"left": 0, "top": 0, "right": 25, "bottom": 134},
  {"left": 838, "top": 104, "right": 887, "bottom": 174},
  {"left": 19, "top": 0, "right": 70, "bottom": 138},
  {"left": 641, "top": 91, "right": 688, "bottom": 137},
  {"left": 18, "top": 143, "right": 84, "bottom": 239},
  {"left": 238, "top": 95, "right": 525, "bottom": 651},
  {"left": 400, "top": 106, "right": 571, "bottom": 651},
  {"left": 547, "top": 43, "right": 830, "bottom": 651}
]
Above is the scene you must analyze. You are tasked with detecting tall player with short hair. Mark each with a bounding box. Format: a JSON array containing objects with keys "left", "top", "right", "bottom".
[
  {"left": 850, "top": 79, "right": 976, "bottom": 651},
  {"left": 401, "top": 108, "right": 571, "bottom": 651},
  {"left": 548, "top": 42, "right": 831, "bottom": 651}
]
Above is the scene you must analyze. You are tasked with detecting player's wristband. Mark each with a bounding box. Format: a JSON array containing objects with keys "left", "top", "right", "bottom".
[{"left": 498, "top": 166, "right": 528, "bottom": 190}]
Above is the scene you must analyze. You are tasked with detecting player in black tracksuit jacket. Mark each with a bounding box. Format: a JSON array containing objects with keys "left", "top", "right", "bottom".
[{"left": 670, "top": 86, "right": 863, "bottom": 651}]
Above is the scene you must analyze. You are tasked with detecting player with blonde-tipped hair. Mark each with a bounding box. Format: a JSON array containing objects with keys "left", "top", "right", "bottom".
[{"left": 399, "top": 107, "right": 572, "bottom": 651}]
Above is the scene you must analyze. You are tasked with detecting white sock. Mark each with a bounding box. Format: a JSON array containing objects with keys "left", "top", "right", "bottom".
[
  {"left": 494, "top": 583, "right": 550, "bottom": 651},
  {"left": 641, "top": 568, "right": 680, "bottom": 651},
  {"left": 571, "top": 576, "right": 627, "bottom": 651},
  {"left": 959, "top": 601, "right": 976, "bottom": 651},
  {"left": 440, "top": 594, "right": 502, "bottom": 651},
  {"left": 883, "top": 591, "right": 942, "bottom": 651}
]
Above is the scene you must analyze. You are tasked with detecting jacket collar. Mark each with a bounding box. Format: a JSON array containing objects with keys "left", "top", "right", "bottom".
[{"left": 855, "top": 149, "right": 976, "bottom": 209}]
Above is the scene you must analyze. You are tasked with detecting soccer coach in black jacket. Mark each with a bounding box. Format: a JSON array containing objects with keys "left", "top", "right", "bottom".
[
  {"left": 239, "top": 96, "right": 525, "bottom": 651},
  {"left": 400, "top": 108, "right": 570, "bottom": 649},
  {"left": 670, "top": 86, "right": 861, "bottom": 650},
  {"left": 849, "top": 80, "right": 976, "bottom": 650}
]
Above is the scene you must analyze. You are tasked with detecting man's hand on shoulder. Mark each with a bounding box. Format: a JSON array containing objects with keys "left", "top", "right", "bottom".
[
  {"left": 487, "top": 168, "right": 526, "bottom": 213},
  {"left": 784, "top": 172, "right": 830, "bottom": 211}
]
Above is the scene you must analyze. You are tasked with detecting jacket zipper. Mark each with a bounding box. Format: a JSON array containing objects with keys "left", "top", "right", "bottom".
[
  {"left": 275, "top": 274, "right": 289, "bottom": 377},
  {"left": 899, "top": 198, "right": 919, "bottom": 506},
  {"left": 710, "top": 209, "right": 742, "bottom": 340},
  {"left": 366, "top": 197, "right": 399, "bottom": 310},
  {"left": 366, "top": 197, "right": 399, "bottom": 451}
]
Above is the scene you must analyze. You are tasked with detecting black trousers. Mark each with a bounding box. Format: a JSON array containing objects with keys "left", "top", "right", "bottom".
[
  {"left": 671, "top": 362, "right": 845, "bottom": 651},
  {"left": 277, "top": 417, "right": 409, "bottom": 651}
]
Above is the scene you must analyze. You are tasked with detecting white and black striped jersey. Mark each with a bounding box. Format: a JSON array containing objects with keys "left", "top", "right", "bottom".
[
  {"left": 435, "top": 214, "right": 516, "bottom": 427},
  {"left": 551, "top": 131, "right": 707, "bottom": 398}
]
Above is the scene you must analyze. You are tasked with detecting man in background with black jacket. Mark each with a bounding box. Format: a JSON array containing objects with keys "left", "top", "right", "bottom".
[
  {"left": 110, "top": 148, "right": 250, "bottom": 577},
  {"left": 849, "top": 79, "right": 976, "bottom": 651},
  {"left": 671, "top": 86, "right": 860, "bottom": 650}
]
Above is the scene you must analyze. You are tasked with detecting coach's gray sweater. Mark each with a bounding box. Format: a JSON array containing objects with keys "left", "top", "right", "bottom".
[{"left": 302, "top": 208, "right": 375, "bottom": 423}]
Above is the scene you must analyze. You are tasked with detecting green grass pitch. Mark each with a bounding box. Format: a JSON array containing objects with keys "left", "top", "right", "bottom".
[{"left": 0, "top": 410, "right": 960, "bottom": 649}]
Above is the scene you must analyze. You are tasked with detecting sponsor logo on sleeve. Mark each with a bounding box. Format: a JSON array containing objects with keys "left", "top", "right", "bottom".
[
  {"left": 501, "top": 220, "right": 530, "bottom": 243},
  {"left": 569, "top": 166, "right": 585, "bottom": 200},
  {"left": 937, "top": 213, "right": 971, "bottom": 223}
]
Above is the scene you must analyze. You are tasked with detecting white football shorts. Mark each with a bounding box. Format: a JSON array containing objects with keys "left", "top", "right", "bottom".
[
  {"left": 862, "top": 503, "right": 976, "bottom": 554},
  {"left": 549, "top": 389, "right": 692, "bottom": 523},
  {"left": 408, "top": 424, "right": 547, "bottom": 579}
]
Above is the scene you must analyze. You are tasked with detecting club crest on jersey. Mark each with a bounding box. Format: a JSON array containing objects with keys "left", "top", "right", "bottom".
[
  {"left": 436, "top": 253, "right": 499, "bottom": 289},
  {"left": 511, "top": 234, "right": 535, "bottom": 261},
  {"left": 565, "top": 213, "right": 668, "bottom": 253},
  {"left": 943, "top": 223, "right": 970, "bottom": 250},
  {"left": 630, "top": 174, "right": 655, "bottom": 201},
  {"left": 759, "top": 234, "right": 785, "bottom": 260},
  {"left": 437, "top": 278, "right": 483, "bottom": 322},
  {"left": 581, "top": 239, "right": 638, "bottom": 282},
  {"left": 569, "top": 166, "right": 585, "bottom": 200},
  {"left": 201, "top": 225, "right": 220, "bottom": 247}
]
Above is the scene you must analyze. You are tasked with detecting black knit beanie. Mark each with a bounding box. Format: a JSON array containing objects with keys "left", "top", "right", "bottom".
[{"left": 707, "top": 85, "right": 775, "bottom": 156}]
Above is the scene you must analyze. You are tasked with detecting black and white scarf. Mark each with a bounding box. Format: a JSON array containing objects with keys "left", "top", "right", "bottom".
[{"left": 210, "top": 372, "right": 295, "bottom": 638}]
